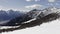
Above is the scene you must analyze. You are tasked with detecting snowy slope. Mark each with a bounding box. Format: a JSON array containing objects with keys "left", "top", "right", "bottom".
[
  {"left": 0, "top": 7, "right": 60, "bottom": 34},
  {"left": 27, "top": 7, "right": 60, "bottom": 18},
  {"left": 2, "top": 19, "right": 60, "bottom": 34}
]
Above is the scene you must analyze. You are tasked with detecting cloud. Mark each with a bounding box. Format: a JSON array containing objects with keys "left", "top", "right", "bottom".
[
  {"left": 48, "top": 0, "right": 56, "bottom": 2},
  {"left": 25, "top": 4, "right": 43, "bottom": 9},
  {"left": 26, "top": 0, "right": 40, "bottom": 2},
  {"left": 0, "top": 5, "right": 21, "bottom": 11},
  {"left": 47, "top": 3, "right": 59, "bottom": 6},
  {"left": 0, "top": 5, "right": 28, "bottom": 11},
  {"left": 26, "top": 0, "right": 32, "bottom": 2},
  {"left": 35, "top": 0, "right": 40, "bottom": 2}
]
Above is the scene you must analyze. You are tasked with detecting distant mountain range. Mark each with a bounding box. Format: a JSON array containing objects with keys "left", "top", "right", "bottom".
[
  {"left": 0, "top": 7, "right": 60, "bottom": 26},
  {"left": 0, "top": 10, "right": 25, "bottom": 21}
]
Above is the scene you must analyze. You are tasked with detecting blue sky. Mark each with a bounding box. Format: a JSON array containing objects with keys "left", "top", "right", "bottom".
[{"left": 0, "top": 0, "right": 60, "bottom": 11}]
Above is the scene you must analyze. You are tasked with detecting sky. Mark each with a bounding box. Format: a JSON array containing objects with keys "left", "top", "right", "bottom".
[{"left": 0, "top": 0, "right": 60, "bottom": 11}]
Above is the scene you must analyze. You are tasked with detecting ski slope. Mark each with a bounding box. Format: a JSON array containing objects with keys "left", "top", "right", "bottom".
[{"left": 2, "top": 19, "right": 60, "bottom": 34}]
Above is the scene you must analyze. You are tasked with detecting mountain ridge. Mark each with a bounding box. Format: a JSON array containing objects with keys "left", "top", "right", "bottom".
[
  {"left": 0, "top": 9, "right": 26, "bottom": 21},
  {"left": 0, "top": 7, "right": 60, "bottom": 26}
]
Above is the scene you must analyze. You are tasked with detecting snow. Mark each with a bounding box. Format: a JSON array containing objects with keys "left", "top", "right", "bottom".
[
  {"left": 42, "top": 7, "right": 59, "bottom": 17},
  {"left": 0, "top": 7, "right": 60, "bottom": 34},
  {"left": 23, "top": 18, "right": 36, "bottom": 24},
  {"left": 1, "top": 19, "right": 60, "bottom": 34}
]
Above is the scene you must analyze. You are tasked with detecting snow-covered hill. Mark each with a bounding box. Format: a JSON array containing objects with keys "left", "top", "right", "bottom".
[{"left": 2, "top": 19, "right": 60, "bottom": 34}]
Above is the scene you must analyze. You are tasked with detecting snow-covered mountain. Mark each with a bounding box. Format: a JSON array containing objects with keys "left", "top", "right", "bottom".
[
  {"left": 27, "top": 9, "right": 41, "bottom": 18},
  {"left": 0, "top": 7, "right": 60, "bottom": 31},
  {"left": 0, "top": 7, "right": 59, "bottom": 22},
  {"left": 19, "top": 7, "right": 60, "bottom": 25},
  {"left": 27, "top": 7, "right": 60, "bottom": 19},
  {"left": 0, "top": 7, "right": 60, "bottom": 25},
  {"left": 0, "top": 10, "right": 25, "bottom": 21}
]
